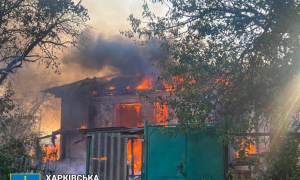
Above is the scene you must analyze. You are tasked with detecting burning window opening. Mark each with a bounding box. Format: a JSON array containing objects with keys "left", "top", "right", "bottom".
[
  {"left": 116, "top": 103, "right": 143, "bottom": 127},
  {"left": 155, "top": 102, "right": 168, "bottom": 124},
  {"left": 42, "top": 144, "right": 60, "bottom": 163},
  {"left": 127, "top": 139, "right": 142, "bottom": 176},
  {"left": 236, "top": 139, "right": 257, "bottom": 158}
]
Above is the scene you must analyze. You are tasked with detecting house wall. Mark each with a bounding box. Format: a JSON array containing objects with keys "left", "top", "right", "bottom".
[
  {"left": 60, "top": 97, "right": 89, "bottom": 160},
  {"left": 61, "top": 97, "right": 89, "bottom": 130},
  {"left": 59, "top": 92, "right": 177, "bottom": 164}
]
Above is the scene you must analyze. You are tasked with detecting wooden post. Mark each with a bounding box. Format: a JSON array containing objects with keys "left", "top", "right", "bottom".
[
  {"left": 131, "top": 139, "right": 134, "bottom": 177},
  {"left": 86, "top": 134, "right": 92, "bottom": 175},
  {"left": 36, "top": 139, "right": 40, "bottom": 160},
  {"left": 23, "top": 158, "right": 28, "bottom": 173},
  {"left": 19, "top": 157, "right": 24, "bottom": 173}
]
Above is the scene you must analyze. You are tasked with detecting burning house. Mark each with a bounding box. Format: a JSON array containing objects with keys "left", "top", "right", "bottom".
[
  {"left": 41, "top": 73, "right": 270, "bottom": 179},
  {"left": 44, "top": 75, "right": 175, "bottom": 174}
]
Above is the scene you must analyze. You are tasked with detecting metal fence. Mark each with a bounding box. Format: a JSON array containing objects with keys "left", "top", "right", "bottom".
[
  {"left": 89, "top": 133, "right": 128, "bottom": 180},
  {"left": 11, "top": 157, "right": 56, "bottom": 180}
]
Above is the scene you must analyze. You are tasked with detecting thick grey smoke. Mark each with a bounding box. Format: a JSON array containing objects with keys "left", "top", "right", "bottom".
[{"left": 62, "top": 35, "right": 165, "bottom": 76}]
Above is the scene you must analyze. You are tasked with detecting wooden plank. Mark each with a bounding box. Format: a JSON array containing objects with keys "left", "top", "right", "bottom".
[
  {"left": 24, "top": 158, "right": 28, "bottom": 173},
  {"left": 45, "top": 160, "right": 49, "bottom": 179},
  {"left": 48, "top": 162, "right": 52, "bottom": 174},
  {"left": 28, "top": 157, "right": 32, "bottom": 169},
  {"left": 18, "top": 157, "right": 23, "bottom": 173},
  {"left": 38, "top": 161, "right": 42, "bottom": 175}
]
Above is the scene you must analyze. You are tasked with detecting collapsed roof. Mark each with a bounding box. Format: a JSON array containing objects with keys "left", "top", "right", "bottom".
[{"left": 44, "top": 75, "right": 165, "bottom": 98}]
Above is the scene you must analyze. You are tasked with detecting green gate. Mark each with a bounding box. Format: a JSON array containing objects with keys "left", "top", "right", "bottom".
[{"left": 144, "top": 122, "right": 225, "bottom": 180}]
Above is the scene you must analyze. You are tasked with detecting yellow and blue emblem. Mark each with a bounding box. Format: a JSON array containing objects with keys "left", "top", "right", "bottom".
[{"left": 10, "top": 174, "right": 40, "bottom": 180}]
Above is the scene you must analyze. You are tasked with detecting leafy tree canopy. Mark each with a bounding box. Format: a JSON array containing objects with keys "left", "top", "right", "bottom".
[
  {"left": 123, "top": 0, "right": 300, "bottom": 178},
  {"left": 123, "top": 0, "right": 300, "bottom": 134},
  {"left": 0, "top": 0, "right": 89, "bottom": 83}
]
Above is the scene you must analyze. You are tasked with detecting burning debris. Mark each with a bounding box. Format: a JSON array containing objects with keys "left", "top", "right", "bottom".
[
  {"left": 80, "top": 125, "right": 87, "bottom": 129},
  {"left": 93, "top": 157, "right": 107, "bottom": 161},
  {"left": 43, "top": 144, "right": 60, "bottom": 163},
  {"left": 136, "top": 78, "right": 153, "bottom": 90}
]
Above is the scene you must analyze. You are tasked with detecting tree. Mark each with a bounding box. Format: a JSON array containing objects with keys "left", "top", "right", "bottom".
[
  {"left": 0, "top": 83, "right": 37, "bottom": 180},
  {"left": 123, "top": 0, "right": 300, "bottom": 178},
  {"left": 12, "top": 66, "right": 60, "bottom": 134},
  {"left": 0, "top": 82, "right": 37, "bottom": 145},
  {"left": 0, "top": 0, "right": 89, "bottom": 84}
]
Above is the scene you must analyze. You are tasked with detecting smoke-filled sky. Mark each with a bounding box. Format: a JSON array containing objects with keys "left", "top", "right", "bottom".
[
  {"left": 52, "top": 0, "right": 167, "bottom": 84},
  {"left": 9, "top": 0, "right": 167, "bottom": 134},
  {"left": 61, "top": 35, "right": 165, "bottom": 77}
]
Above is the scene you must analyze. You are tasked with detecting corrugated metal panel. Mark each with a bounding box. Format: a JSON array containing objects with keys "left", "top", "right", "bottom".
[{"left": 90, "top": 132, "right": 128, "bottom": 180}]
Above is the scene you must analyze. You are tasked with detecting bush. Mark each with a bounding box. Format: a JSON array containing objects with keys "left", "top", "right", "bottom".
[{"left": 0, "top": 139, "right": 30, "bottom": 180}]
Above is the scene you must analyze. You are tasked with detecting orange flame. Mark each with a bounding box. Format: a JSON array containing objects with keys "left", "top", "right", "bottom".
[
  {"left": 29, "top": 151, "right": 35, "bottom": 163},
  {"left": 162, "top": 77, "right": 183, "bottom": 91},
  {"left": 29, "top": 151, "right": 35, "bottom": 157},
  {"left": 214, "top": 70, "right": 231, "bottom": 85},
  {"left": 155, "top": 102, "right": 168, "bottom": 124},
  {"left": 93, "top": 157, "right": 107, "bottom": 161},
  {"left": 109, "top": 86, "right": 115, "bottom": 90},
  {"left": 42, "top": 144, "right": 60, "bottom": 163},
  {"left": 126, "top": 86, "right": 130, "bottom": 90},
  {"left": 136, "top": 78, "right": 153, "bottom": 89},
  {"left": 92, "top": 91, "right": 97, "bottom": 95},
  {"left": 162, "top": 77, "right": 195, "bottom": 91},
  {"left": 80, "top": 124, "right": 87, "bottom": 129},
  {"left": 127, "top": 139, "right": 142, "bottom": 174},
  {"left": 119, "top": 103, "right": 141, "bottom": 113},
  {"left": 236, "top": 140, "right": 257, "bottom": 158}
]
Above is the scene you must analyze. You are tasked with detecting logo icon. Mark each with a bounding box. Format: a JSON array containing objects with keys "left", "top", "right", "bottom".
[{"left": 10, "top": 174, "right": 40, "bottom": 180}]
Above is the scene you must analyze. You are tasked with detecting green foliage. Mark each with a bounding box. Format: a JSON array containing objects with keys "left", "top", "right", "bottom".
[
  {"left": 0, "top": 82, "right": 15, "bottom": 115},
  {"left": 124, "top": 0, "right": 300, "bottom": 178},
  {"left": 0, "top": 139, "right": 31, "bottom": 180},
  {"left": 0, "top": 83, "right": 38, "bottom": 144},
  {"left": 0, "top": 0, "right": 90, "bottom": 83},
  {"left": 262, "top": 130, "right": 300, "bottom": 180},
  {"left": 0, "top": 84, "right": 37, "bottom": 178}
]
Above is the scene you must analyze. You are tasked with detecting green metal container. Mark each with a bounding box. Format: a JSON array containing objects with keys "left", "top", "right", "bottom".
[{"left": 143, "top": 120, "right": 225, "bottom": 180}]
